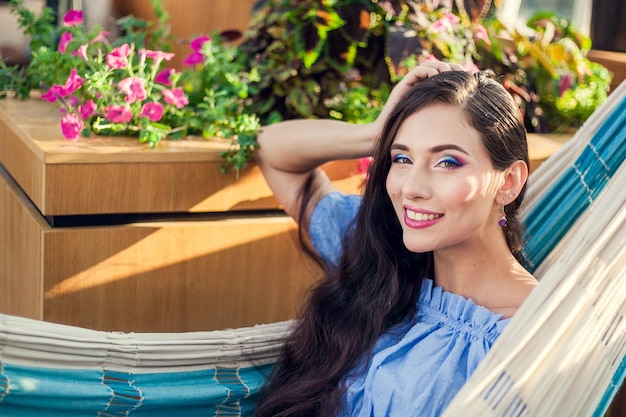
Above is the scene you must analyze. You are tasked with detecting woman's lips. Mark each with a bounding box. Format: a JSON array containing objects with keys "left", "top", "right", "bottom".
[{"left": 404, "top": 208, "right": 443, "bottom": 228}]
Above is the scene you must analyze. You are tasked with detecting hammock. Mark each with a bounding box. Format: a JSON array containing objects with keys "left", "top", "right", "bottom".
[{"left": 1, "top": 81, "right": 625, "bottom": 416}]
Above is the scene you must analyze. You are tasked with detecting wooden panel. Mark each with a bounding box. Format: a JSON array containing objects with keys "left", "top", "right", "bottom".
[
  {"left": 0, "top": 101, "right": 46, "bottom": 211},
  {"left": 113, "top": 0, "right": 257, "bottom": 68},
  {"left": 42, "top": 215, "right": 321, "bottom": 333},
  {"left": 45, "top": 161, "right": 278, "bottom": 215},
  {"left": 45, "top": 160, "right": 364, "bottom": 215},
  {"left": 526, "top": 133, "right": 572, "bottom": 173},
  {"left": 0, "top": 166, "right": 45, "bottom": 320}
]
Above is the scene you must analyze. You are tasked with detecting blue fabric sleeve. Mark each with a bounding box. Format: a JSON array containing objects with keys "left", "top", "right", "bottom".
[{"left": 308, "top": 192, "right": 362, "bottom": 268}]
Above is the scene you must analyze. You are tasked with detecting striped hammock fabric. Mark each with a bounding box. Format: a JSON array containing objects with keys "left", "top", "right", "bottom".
[
  {"left": 0, "top": 317, "right": 289, "bottom": 416},
  {"left": 1, "top": 81, "right": 626, "bottom": 416}
]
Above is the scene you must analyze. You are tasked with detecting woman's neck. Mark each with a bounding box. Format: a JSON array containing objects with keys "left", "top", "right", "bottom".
[{"left": 431, "top": 239, "right": 537, "bottom": 318}]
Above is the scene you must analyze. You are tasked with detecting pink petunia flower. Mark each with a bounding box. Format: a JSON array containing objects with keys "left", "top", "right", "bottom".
[
  {"left": 430, "top": 13, "right": 460, "bottom": 33},
  {"left": 58, "top": 32, "right": 72, "bottom": 54},
  {"left": 358, "top": 157, "right": 373, "bottom": 176},
  {"left": 155, "top": 68, "right": 176, "bottom": 85},
  {"left": 41, "top": 85, "right": 67, "bottom": 103},
  {"left": 71, "top": 43, "right": 89, "bottom": 61},
  {"left": 190, "top": 35, "right": 211, "bottom": 51},
  {"left": 118, "top": 76, "right": 147, "bottom": 103},
  {"left": 140, "top": 102, "right": 164, "bottom": 122},
  {"left": 182, "top": 35, "right": 211, "bottom": 66},
  {"left": 66, "top": 95, "right": 80, "bottom": 108},
  {"left": 64, "top": 69, "right": 84, "bottom": 95},
  {"left": 106, "top": 104, "right": 133, "bottom": 123},
  {"left": 60, "top": 113, "right": 83, "bottom": 140},
  {"left": 91, "top": 31, "right": 110, "bottom": 43},
  {"left": 106, "top": 44, "right": 131, "bottom": 70},
  {"left": 421, "top": 54, "right": 440, "bottom": 63},
  {"left": 474, "top": 24, "right": 491, "bottom": 46},
  {"left": 182, "top": 51, "right": 204, "bottom": 66},
  {"left": 62, "top": 9, "right": 83, "bottom": 27},
  {"left": 140, "top": 49, "right": 175, "bottom": 65},
  {"left": 559, "top": 73, "right": 573, "bottom": 95},
  {"left": 79, "top": 100, "right": 97, "bottom": 119},
  {"left": 162, "top": 88, "right": 189, "bottom": 109}
]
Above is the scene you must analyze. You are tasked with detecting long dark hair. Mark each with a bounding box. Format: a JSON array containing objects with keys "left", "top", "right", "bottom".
[{"left": 254, "top": 71, "right": 529, "bottom": 417}]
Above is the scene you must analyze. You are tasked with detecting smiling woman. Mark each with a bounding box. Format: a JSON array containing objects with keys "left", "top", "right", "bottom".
[
  {"left": 252, "top": 62, "right": 537, "bottom": 417},
  {"left": 385, "top": 104, "right": 527, "bottom": 270}
]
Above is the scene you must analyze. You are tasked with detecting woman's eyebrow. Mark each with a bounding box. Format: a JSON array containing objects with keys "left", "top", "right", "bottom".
[
  {"left": 390, "top": 143, "right": 409, "bottom": 151},
  {"left": 390, "top": 143, "right": 471, "bottom": 155},
  {"left": 430, "top": 144, "right": 470, "bottom": 155}
]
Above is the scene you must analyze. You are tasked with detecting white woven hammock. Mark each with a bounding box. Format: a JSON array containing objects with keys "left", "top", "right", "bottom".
[{"left": 1, "top": 81, "right": 625, "bottom": 416}]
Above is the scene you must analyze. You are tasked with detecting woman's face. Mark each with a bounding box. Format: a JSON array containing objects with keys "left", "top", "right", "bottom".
[{"left": 386, "top": 103, "right": 507, "bottom": 254}]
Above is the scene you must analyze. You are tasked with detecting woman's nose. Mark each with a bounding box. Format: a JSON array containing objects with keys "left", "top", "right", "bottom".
[{"left": 401, "top": 165, "right": 432, "bottom": 200}]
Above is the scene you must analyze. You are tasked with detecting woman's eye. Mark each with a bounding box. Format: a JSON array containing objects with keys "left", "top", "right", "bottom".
[
  {"left": 436, "top": 157, "right": 463, "bottom": 169},
  {"left": 391, "top": 154, "right": 412, "bottom": 164}
]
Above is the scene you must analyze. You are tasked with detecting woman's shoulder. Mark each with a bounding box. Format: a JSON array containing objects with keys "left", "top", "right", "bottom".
[
  {"left": 489, "top": 275, "right": 537, "bottom": 318},
  {"left": 313, "top": 191, "right": 362, "bottom": 213}
]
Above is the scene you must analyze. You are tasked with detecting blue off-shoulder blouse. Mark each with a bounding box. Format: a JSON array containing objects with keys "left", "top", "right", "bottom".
[{"left": 309, "top": 192, "right": 510, "bottom": 417}]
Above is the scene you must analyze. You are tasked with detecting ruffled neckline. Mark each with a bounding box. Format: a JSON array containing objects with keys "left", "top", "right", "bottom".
[{"left": 417, "top": 278, "right": 511, "bottom": 344}]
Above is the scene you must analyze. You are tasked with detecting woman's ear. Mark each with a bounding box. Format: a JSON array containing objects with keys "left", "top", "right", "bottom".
[{"left": 497, "top": 160, "right": 528, "bottom": 204}]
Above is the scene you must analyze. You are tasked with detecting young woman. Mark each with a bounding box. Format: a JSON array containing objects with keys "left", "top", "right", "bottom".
[{"left": 253, "top": 62, "right": 538, "bottom": 417}]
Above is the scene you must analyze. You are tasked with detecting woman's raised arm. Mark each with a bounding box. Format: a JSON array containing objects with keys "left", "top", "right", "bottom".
[{"left": 254, "top": 119, "right": 375, "bottom": 222}]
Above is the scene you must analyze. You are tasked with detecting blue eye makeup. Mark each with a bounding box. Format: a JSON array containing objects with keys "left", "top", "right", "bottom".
[
  {"left": 391, "top": 153, "right": 412, "bottom": 164},
  {"left": 437, "top": 156, "right": 464, "bottom": 169}
]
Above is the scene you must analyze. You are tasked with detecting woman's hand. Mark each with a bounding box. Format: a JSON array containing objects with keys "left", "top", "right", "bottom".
[{"left": 371, "top": 61, "right": 466, "bottom": 135}]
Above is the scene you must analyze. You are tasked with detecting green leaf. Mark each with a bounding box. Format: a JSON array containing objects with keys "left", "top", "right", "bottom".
[
  {"left": 286, "top": 85, "right": 315, "bottom": 117},
  {"left": 294, "top": 23, "right": 325, "bottom": 68},
  {"left": 336, "top": 4, "right": 371, "bottom": 44},
  {"left": 148, "top": 121, "right": 171, "bottom": 131},
  {"left": 314, "top": 9, "right": 345, "bottom": 31},
  {"left": 327, "top": 31, "right": 358, "bottom": 71},
  {"left": 303, "top": 48, "right": 322, "bottom": 69},
  {"left": 169, "top": 129, "right": 188, "bottom": 140}
]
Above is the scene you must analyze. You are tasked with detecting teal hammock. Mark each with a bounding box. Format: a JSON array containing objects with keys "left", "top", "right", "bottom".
[
  {"left": 523, "top": 84, "right": 626, "bottom": 271},
  {"left": 1, "top": 81, "right": 626, "bottom": 416}
]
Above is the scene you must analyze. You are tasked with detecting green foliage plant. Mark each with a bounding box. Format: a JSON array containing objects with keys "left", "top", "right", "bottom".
[
  {"left": 237, "top": 0, "right": 393, "bottom": 125},
  {"left": 510, "top": 12, "right": 611, "bottom": 132},
  {"left": 239, "top": 0, "right": 612, "bottom": 133}
]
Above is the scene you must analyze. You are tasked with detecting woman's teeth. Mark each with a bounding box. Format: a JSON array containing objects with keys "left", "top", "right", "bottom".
[{"left": 406, "top": 210, "right": 443, "bottom": 221}]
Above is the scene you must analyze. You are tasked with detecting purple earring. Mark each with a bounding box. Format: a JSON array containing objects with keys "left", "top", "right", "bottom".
[
  {"left": 498, "top": 201, "right": 507, "bottom": 227},
  {"left": 498, "top": 193, "right": 515, "bottom": 227}
]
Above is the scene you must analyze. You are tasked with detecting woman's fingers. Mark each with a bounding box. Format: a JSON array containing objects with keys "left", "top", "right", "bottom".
[
  {"left": 373, "top": 61, "right": 468, "bottom": 132},
  {"left": 448, "top": 63, "right": 466, "bottom": 71},
  {"left": 403, "top": 62, "right": 467, "bottom": 86}
]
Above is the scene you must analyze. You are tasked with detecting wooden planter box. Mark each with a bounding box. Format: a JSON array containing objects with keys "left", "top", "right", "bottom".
[
  {"left": 0, "top": 98, "right": 364, "bottom": 333},
  {"left": 0, "top": 97, "right": 568, "bottom": 334}
]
